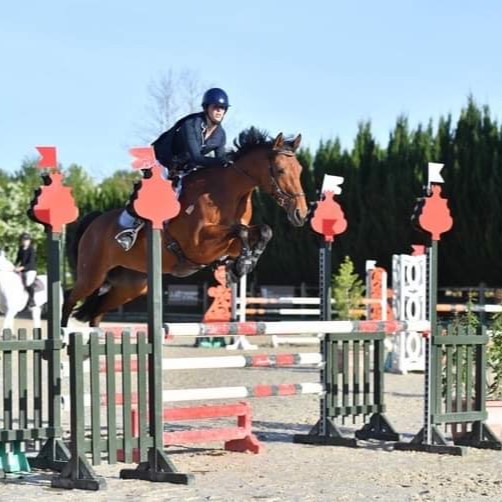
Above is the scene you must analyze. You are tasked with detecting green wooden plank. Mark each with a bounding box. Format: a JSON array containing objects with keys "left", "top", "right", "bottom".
[
  {"left": 137, "top": 333, "right": 149, "bottom": 461},
  {"left": 455, "top": 345, "right": 464, "bottom": 417},
  {"left": 332, "top": 338, "right": 340, "bottom": 417},
  {"left": 32, "top": 328, "right": 42, "bottom": 428},
  {"left": 363, "top": 340, "right": 370, "bottom": 411},
  {"left": 0, "top": 427, "right": 58, "bottom": 442},
  {"left": 477, "top": 329, "right": 487, "bottom": 413},
  {"left": 3, "top": 329, "right": 13, "bottom": 429},
  {"left": 18, "top": 329, "right": 28, "bottom": 429},
  {"left": 329, "top": 335, "right": 337, "bottom": 418},
  {"left": 432, "top": 335, "right": 488, "bottom": 345},
  {"left": 434, "top": 410, "right": 487, "bottom": 424},
  {"left": 353, "top": 339, "right": 360, "bottom": 423},
  {"left": 465, "top": 344, "right": 473, "bottom": 412},
  {"left": 332, "top": 332, "right": 382, "bottom": 342},
  {"left": 445, "top": 345, "right": 453, "bottom": 414},
  {"left": 373, "top": 338, "right": 384, "bottom": 411},
  {"left": 433, "top": 329, "right": 444, "bottom": 419},
  {"left": 342, "top": 340, "right": 349, "bottom": 420},
  {"left": 326, "top": 337, "right": 339, "bottom": 419},
  {"left": 106, "top": 333, "right": 117, "bottom": 464},
  {"left": 71, "top": 334, "right": 87, "bottom": 463},
  {"left": 89, "top": 334, "right": 102, "bottom": 465},
  {"left": 121, "top": 333, "right": 133, "bottom": 464},
  {"left": 332, "top": 404, "right": 382, "bottom": 416}
]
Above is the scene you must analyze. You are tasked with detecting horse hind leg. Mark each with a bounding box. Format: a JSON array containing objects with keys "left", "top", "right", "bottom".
[
  {"left": 61, "top": 273, "right": 109, "bottom": 327},
  {"left": 86, "top": 282, "right": 148, "bottom": 327}
]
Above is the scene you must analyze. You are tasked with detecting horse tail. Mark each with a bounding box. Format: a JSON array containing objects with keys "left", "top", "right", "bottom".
[
  {"left": 67, "top": 211, "right": 102, "bottom": 273},
  {"left": 65, "top": 211, "right": 104, "bottom": 322}
]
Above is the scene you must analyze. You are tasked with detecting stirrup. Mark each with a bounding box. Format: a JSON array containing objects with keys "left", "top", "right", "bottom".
[{"left": 115, "top": 225, "right": 142, "bottom": 251}]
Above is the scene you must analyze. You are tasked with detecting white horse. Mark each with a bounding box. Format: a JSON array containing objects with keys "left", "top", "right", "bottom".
[{"left": 0, "top": 251, "right": 48, "bottom": 330}]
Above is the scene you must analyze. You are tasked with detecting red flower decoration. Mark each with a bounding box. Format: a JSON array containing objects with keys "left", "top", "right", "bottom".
[
  {"left": 30, "top": 171, "right": 79, "bottom": 232},
  {"left": 310, "top": 191, "right": 347, "bottom": 242},
  {"left": 203, "top": 266, "right": 232, "bottom": 322},
  {"left": 417, "top": 184, "right": 453, "bottom": 241}
]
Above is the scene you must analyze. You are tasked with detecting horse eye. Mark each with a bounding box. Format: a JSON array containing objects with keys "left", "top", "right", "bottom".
[{"left": 276, "top": 168, "right": 286, "bottom": 175}]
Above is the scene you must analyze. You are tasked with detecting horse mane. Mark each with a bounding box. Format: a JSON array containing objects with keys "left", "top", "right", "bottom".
[{"left": 229, "top": 127, "right": 296, "bottom": 162}]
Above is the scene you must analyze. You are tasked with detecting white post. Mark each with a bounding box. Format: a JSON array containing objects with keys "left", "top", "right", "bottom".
[
  {"left": 239, "top": 273, "right": 247, "bottom": 322},
  {"left": 226, "top": 273, "right": 257, "bottom": 350}
]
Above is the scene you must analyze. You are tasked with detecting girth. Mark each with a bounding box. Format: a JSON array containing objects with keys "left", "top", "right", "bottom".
[{"left": 164, "top": 233, "right": 206, "bottom": 277}]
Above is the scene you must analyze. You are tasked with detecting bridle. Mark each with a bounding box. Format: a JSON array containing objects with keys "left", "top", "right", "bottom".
[{"left": 232, "top": 148, "right": 306, "bottom": 209}]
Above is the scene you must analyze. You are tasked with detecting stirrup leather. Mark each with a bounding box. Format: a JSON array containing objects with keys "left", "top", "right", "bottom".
[{"left": 115, "top": 222, "right": 144, "bottom": 251}]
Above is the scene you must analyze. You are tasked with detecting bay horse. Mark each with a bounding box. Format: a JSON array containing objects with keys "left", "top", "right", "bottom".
[{"left": 62, "top": 127, "right": 308, "bottom": 327}]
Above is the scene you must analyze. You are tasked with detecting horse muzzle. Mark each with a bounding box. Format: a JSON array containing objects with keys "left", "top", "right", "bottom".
[{"left": 288, "top": 207, "right": 307, "bottom": 227}]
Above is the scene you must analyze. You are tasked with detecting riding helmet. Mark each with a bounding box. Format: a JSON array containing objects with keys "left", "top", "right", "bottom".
[
  {"left": 20, "top": 232, "right": 31, "bottom": 241},
  {"left": 201, "top": 88, "right": 230, "bottom": 109}
]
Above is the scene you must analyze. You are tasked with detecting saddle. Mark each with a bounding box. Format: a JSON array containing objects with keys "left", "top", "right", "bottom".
[{"left": 33, "top": 277, "right": 44, "bottom": 293}]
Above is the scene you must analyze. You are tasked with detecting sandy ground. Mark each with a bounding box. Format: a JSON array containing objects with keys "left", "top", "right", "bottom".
[{"left": 1, "top": 317, "right": 502, "bottom": 501}]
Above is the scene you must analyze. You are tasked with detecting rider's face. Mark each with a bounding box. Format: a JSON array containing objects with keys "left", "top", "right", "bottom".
[{"left": 206, "top": 104, "right": 227, "bottom": 124}]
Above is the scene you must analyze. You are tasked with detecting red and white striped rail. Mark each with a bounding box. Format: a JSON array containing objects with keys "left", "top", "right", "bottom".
[
  {"left": 62, "top": 320, "right": 428, "bottom": 343},
  {"left": 239, "top": 296, "right": 381, "bottom": 306},
  {"left": 436, "top": 304, "right": 502, "bottom": 313},
  {"left": 163, "top": 320, "right": 430, "bottom": 337},
  {"left": 63, "top": 382, "right": 324, "bottom": 409},
  {"left": 62, "top": 352, "right": 323, "bottom": 375}
]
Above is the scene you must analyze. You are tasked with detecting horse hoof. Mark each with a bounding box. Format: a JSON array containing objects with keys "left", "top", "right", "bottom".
[
  {"left": 236, "top": 260, "right": 254, "bottom": 277},
  {"left": 225, "top": 269, "right": 239, "bottom": 285}
]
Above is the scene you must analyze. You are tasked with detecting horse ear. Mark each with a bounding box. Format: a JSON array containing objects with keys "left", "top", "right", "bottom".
[
  {"left": 292, "top": 134, "right": 302, "bottom": 151},
  {"left": 273, "top": 133, "right": 284, "bottom": 150}
]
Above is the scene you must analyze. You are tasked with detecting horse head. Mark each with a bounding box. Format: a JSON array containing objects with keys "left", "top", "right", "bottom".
[
  {"left": 266, "top": 133, "right": 308, "bottom": 227},
  {"left": 231, "top": 128, "right": 309, "bottom": 227}
]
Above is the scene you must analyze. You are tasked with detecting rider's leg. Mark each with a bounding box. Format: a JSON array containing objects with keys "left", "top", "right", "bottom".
[
  {"left": 116, "top": 173, "right": 182, "bottom": 252},
  {"left": 23, "top": 270, "right": 37, "bottom": 307},
  {"left": 115, "top": 210, "right": 145, "bottom": 251}
]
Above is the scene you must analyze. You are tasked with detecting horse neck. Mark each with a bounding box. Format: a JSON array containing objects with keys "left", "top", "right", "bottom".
[
  {"left": 0, "top": 259, "right": 15, "bottom": 273},
  {"left": 231, "top": 151, "right": 268, "bottom": 196}
]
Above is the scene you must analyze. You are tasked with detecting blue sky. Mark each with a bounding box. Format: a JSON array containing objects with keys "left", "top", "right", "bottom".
[{"left": 1, "top": 1, "right": 501, "bottom": 180}]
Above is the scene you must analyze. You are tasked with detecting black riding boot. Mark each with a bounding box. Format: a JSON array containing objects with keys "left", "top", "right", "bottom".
[{"left": 26, "top": 284, "right": 36, "bottom": 308}]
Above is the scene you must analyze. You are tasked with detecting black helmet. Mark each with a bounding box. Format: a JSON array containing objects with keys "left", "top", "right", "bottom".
[
  {"left": 20, "top": 232, "right": 31, "bottom": 241},
  {"left": 201, "top": 88, "right": 230, "bottom": 109}
]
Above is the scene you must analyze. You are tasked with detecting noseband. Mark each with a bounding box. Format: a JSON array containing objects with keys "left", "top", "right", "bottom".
[{"left": 233, "top": 148, "right": 305, "bottom": 209}]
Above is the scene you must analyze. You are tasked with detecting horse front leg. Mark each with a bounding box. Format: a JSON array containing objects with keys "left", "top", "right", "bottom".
[
  {"left": 2, "top": 310, "right": 15, "bottom": 332},
  {"left": 226, "top": 224, "right": 273, "bottom": 283},
  {"left": 30, "top": 306, "right": 42, "bottom": 329}
]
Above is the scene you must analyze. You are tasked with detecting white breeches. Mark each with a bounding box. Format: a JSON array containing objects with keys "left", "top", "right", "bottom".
[{"left": 24, "top": 270, "right": 37, "bottom": 286}]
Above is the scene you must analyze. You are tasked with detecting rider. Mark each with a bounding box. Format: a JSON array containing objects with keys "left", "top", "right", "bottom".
[
  {"left": 14, "top": 232, "right": 37, "bottom": 308},
  {"left": 115, "top": 87, "right": 231, "bottom": 252}
]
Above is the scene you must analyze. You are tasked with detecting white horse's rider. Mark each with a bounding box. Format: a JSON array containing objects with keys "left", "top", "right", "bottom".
[
  {"left": 14, "top": 232, "right": 37, "bottom": 308},
  {"left": 115, "top": 87, "right": 231, "bottom": 251}
]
